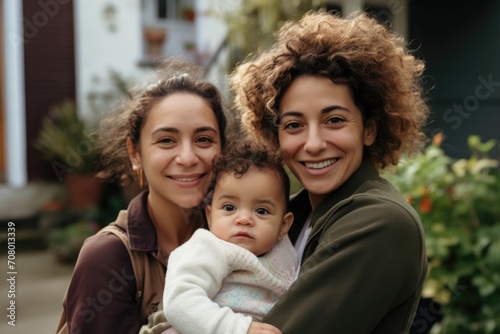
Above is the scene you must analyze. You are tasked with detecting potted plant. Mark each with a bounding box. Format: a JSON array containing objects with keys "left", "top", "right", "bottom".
[
  {"left": 182, "top": 7, "right": 195, "bottom": 21},
  {"left": 144, "top": 26, "right": 167, "bottom": 57},
  {"left": 34, "top": 99, "right": 103, "bottom": 209}
]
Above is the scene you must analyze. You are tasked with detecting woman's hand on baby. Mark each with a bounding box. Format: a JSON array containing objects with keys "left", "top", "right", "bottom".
[{"left": 248, "top": 321, "right": 282, "bottom": 334}]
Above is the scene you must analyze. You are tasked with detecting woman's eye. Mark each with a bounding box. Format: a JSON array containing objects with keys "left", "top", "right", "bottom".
[
  {"left": 256, "top": 207, "right": 270, "bottom": 215},
  {"left": 283, "top": 122, "right": 301, "bottom": 130},
  {"left": 327, "top": 116, "right": 344, "bottom": 124},
  {"left": 222, "top": 204, "right": 235, "bottom": 212},
  {"left": 158, "top": 137, "right": 174, "bottom": 144},
  {"left": 197, "top": 136, "right": 215, "bottom": 144}
]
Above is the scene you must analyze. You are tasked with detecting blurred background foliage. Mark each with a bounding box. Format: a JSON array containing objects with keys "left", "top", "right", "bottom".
[
  {"left": 33, "top": 100, "right": 100, "bottom": 176},
  {"left": 215, "top": 0, "right": 334, "bottom": 67},
  {"left": 385, "top": 135, "right": 500, "bottom": 333}
]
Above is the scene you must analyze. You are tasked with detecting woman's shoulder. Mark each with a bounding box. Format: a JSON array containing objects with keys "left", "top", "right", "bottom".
[
  {"left": 322, "top": 178, "right": 424, "bottom": 239},
  {"left": 333, "top": 175, "right": 416, "bottom": 220},
  {"left": 322, "top": 192, "right": 424, "bottom": 262},
  {"left": 320, "top": 183, "right": 426, "bottom": 265},
  {"left": 65, "top": 227, "right": 140, "bottom": 333},
  {"left": 75, "top": 228, "right": 133, "bottom": 273}
]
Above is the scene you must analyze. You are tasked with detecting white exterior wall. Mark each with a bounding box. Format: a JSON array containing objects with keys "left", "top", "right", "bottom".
[
  {"left": 74, "top": 0, "right": 152, "bottom": 119},
  {"left": 73, "top": 0, "right": 229, "bottom": 119},
  {"left": 196, "top": 0, "right": 229, "bottom": 95},
  {"left": 141, "top": 0, "right": 196, "bottom": 61}
]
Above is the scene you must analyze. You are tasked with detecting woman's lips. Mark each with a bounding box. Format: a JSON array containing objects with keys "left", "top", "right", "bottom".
[{"left": 168, "top": 174, "right": 206, "bottom": 187}]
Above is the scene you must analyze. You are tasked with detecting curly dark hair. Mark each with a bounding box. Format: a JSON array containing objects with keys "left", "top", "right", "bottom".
[
  {"left": 230, "top": 11, "right": 429, "bottom": 169},
  {"left": 211, "top": 142, "right": 290, "bottom": 211},
  {"left": 97, "top": 58, "right": 227, "bottom": 182}
]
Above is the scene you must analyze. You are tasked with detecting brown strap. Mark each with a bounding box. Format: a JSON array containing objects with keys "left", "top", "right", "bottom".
[
  {"left": 100, "top": 221, "right": 165, "bottom": 322},
  {"left": 57, "top": 215, "right": 165, "bottom": 332},
  {"left": 56, "top": 302, "right": 69, "bottom": 334},
  {"left": 99, "top": 223, "right": 146, "bottom": 301},
  {"left": 56, "top": 223, "right": 146, "bottom": 334}
]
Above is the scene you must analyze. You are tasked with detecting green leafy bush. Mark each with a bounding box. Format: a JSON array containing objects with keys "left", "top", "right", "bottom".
[{"left": 385, "top": 134, "right": 500, "bottom": 333}]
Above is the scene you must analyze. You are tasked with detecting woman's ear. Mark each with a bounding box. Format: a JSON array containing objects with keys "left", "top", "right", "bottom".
[
  {"left": 279, "top": 212, "right": 294, "bottom": 241},
  {"left": 363, "top": 119, "right": 377, "bottom": 147},
  {"left": 126, "top": 137, "right": 142, "bottom": 171},
  {"left": 205, "top": 204, "right": 213, "bottom": 229}
]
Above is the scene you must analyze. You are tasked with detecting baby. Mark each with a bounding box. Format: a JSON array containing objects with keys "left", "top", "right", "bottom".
[{"left": 163, "top": 142, "right": 296, "bottom": 334}]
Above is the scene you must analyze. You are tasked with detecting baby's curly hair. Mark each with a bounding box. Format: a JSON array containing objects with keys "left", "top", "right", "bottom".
[
  {"left": 230, "top": 11, "right": 429, "bottom": 169},
  {"left": 211, "top": 141, "right": 290, "bottom": 211}
]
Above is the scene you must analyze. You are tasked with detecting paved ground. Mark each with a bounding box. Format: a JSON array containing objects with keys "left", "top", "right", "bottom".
[{"left": 0, "top": 250, "right": 74, "bottom": 334}]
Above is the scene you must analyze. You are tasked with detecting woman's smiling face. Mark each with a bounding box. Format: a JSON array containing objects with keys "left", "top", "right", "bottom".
[
  {"left": 129, "top": 92, "right": 222, "bottom": 209},
  {"left": 278, "top": 76, "right": 376, "bottom": 208}
]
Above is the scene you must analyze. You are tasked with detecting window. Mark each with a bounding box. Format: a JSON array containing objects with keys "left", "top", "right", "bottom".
[
  {"left": 158, "top": 0, "right": 167, "bottom": 19},
  {"left": 152, "top": 0, "right": 194, "bottom": 21}
]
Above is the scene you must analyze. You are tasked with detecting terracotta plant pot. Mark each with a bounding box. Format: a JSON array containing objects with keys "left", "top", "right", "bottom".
[
  {"left": 64, "top": 173, "right": 104, "bottom": 209},
  {"left": 144, "top": 27, "right": 167, "bottom": 57}
]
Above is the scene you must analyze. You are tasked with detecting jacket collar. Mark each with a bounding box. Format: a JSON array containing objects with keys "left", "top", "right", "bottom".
[
  {"left": 311, "top": 159, "right": 379, "bottom": 224},
  {"left": 126, "top": 190, "right": 159, "bottom": 252},
  {"left": 287, "top": 160, "right": 379, "bottom": 241}
]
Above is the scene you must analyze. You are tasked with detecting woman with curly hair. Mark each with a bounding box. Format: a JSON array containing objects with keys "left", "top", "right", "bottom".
[{"left": 230, "top": 11, "right": 429, "bottom": 333}]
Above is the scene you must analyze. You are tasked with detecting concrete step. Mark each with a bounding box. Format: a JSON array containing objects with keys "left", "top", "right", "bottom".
[
  {"left": 0, "top": 182, "right": 64, "bottom": 252},
  {"left": 0, "top": 182, "right": 64, "bottom": 221}
]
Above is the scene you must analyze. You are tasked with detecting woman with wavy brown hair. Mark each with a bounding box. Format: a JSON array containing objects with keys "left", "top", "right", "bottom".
[
  {"left": 58, "top": 59, "right": 227, "bottom": 333},
  {"left": 230, "top": 11, "right": 429, "bottom": 333}
]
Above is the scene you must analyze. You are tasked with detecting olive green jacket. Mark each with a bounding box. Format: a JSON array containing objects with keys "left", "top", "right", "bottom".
[{"left": 264, "top": 161, "right": 427, "bottom": 333}]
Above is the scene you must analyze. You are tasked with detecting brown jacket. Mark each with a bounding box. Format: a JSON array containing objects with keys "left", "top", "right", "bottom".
[{"left": 58, "top": 191, "right": 166, "bottom": 334}]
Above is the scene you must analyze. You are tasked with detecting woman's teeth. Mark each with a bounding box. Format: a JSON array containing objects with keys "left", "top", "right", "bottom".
[
  {"left": 304, "top": 159, "right": 337, "bottom": 169},
  {"left": 173, "top": 176, "right": 200, "bottom": 182}
]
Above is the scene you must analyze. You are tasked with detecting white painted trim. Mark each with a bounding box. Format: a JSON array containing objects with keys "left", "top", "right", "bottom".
[{"left": 2, "top": 0, "right": 26, "bottom": 187}]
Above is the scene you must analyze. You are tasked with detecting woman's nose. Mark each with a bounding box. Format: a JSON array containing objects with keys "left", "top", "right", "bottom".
[
  {"left": 175, "top": 144, "right": 199, "bottom": 166},
  {"left": 304, "top": 128, "right": 327, "bottom": 154}
]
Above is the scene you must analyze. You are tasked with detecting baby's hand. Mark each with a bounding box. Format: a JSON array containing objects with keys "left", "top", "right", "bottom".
[{"left": 248, "top": 321, "right": 282, "bottom": 334}]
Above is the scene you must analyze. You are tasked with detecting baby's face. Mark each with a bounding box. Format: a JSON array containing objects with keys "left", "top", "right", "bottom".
[{"left": 206, "top": 167, "right": 291, "bottom": 256}]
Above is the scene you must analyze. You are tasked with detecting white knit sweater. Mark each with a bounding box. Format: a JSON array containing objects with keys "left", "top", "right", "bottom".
[{"left": 163, "top": 228, "right": 297, "bottom": 334}]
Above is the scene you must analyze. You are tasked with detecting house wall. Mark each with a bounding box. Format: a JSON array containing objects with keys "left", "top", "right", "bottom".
[
  {"left": 196, "top": 0, "right": 229, "bottom": 94},
  {"left": 74, "top": 0, "right": 229, "bottom": 116},
  {"left": 141, "top": 0, "right": 196, "bottom": 61},
  {"left": 74, "top": 0, "right": 151, "bottom": 120}
]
